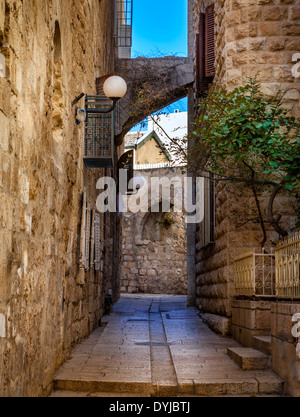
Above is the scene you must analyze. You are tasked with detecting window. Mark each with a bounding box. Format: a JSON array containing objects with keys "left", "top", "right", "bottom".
[
  {"left": 196, "top": 4, "right": 215, "bottom": 96},
  {"left": 115, "top": 0, "right": 133, "bottom": 58}
]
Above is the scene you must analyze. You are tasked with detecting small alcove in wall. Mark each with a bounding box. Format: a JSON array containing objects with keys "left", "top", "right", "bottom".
[
  {"left": 52, "top": 21, "right": 63, "bottom": 147},
  {"left": 142, "top": 202, "right": 175, "bottom": 243}
]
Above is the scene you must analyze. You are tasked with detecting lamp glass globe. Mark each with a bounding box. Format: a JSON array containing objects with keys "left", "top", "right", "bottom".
[{"left": 103, "top": 76, "right": 127, "bottom": 99}]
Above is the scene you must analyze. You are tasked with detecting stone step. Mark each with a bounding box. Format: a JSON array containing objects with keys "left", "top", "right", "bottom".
[
  {"left": 227, "top": 347, "right": 271, "bottom": 370},
  {"left": 53, "top": 374, "right": 283, "bottom": 397},
  {"left": 253, "top": 335, "right": 272, "bottom": 356},
  {"left": 192, "top": 374, "right": 283, "bottom": 396},
  {"left": 53, "top": 377, "right": 155, "bottom": 395}
]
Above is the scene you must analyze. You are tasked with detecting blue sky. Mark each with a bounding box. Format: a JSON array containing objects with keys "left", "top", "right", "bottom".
[
  {"left": 132, "top": 0, "right": 188, "bottom": 58},
  {"left": 131, "top": 0, "right": 188, "bottom": 130}
]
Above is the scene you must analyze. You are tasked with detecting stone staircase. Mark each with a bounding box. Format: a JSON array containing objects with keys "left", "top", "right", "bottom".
[
  {"left": 227, "top": 347, "right": 271, "bottom": 371},
  {"left": 227, "top": 332, "right": 273, "bottom": 370},
  {"left": 226, "top": 334, "right": 284, "bottom": 395},
  {"left": 253, "top": 335, "right": 272, "bottom": 356}
]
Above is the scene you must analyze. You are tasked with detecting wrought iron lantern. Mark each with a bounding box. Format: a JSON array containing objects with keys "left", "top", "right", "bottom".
[{"left": 83, "top": 75, "right": 127, "bottom": 168}]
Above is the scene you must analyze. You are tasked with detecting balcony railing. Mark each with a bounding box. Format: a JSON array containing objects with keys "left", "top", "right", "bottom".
[
  {"left": 275, "top": 231, "right": 300, "bottom": 299},
  {"left": 234, "top": 250, "right": 276, "bottom": 297}
]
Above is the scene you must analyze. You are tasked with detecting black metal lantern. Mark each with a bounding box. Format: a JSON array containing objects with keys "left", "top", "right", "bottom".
[
  {"left": 82, "top": 75, "right": 127, "bottom": 168},
  {"left": 84, "top": 95, "right": 115, "bottom": 168}
]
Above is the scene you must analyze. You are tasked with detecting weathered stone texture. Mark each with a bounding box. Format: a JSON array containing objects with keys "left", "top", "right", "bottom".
[
  {"left": 120, "top": 168, "right": 187, "bottom": 295},
  {"left": 192, "top": 0, "right": 300, "bottom": 322},
  {"left": 271, "top": 303, "right": 300, "bottom": 397},
  {"left": 0, "top": 0, "right": 115, "bottom": 397},
  {"left": 114, "top": 57, "right": 194, "bottom": 143},
  {"left": 231, "top": 300, "right": 272, "bottom": 347}
]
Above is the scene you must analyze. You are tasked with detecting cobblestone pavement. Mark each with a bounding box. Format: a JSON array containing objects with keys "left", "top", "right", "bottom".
[{"left": 50, "top": 294, "right": 284, "bottom": 397}]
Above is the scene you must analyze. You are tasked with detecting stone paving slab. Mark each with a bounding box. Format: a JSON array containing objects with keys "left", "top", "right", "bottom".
[{"left": 51, "top": 294, "right": 284, "bottom": 397}]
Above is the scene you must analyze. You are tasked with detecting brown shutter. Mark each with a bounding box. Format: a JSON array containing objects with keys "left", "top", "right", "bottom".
[
  {"left": 205, "top": 4, "right": 215, "bottom": 78},
  {"left": 197, "top": 13, "right": 210, "bottom": 94},
  {"left": 196, "top": 7, "right": 215, "bottom": 97}
]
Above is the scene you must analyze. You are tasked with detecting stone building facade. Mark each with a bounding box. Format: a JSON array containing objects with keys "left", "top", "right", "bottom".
[
  {"left": 190, "top": 0, "right": 300, "bottom": 396},
  {"left": 120, "top": 166, "right": 188, "bottom": 296},
  {"left": 0, "top": 0, "right": 121, "bottom": 397}
]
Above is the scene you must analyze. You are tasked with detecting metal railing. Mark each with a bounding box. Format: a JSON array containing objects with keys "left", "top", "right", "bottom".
[
  {"left": 234, "top": 250, "right": 276, "bottom": 297},
  {"left": 275, "top": 231, "right": 300, "bottom": 299},
  {"left": 134, "top": 162, "right": 173, "bottom": 170}
]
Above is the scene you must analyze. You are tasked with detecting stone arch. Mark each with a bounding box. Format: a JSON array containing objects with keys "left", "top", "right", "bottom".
[
  {"left": 52, "top": 21, "right": 63, "bottom": 146},
  {"left": 101, "top": 56, "right": 194, "bottom": 145}
]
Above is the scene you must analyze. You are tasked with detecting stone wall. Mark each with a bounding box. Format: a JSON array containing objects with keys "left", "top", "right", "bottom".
[
  {"left": 231, "top": 300, "right": 272, "bottom": 346},
  {"left": 120, "top": 167, "right": 187, "bottom": 295},
  {"left": 192, "top": 0, "right": 300, "bottom": 325},
  {"left": 0, "top": 0, "right": 116, "bottom": 397},
  {"left": 271, "top": 303, "right": 300, "bottom": 397}
]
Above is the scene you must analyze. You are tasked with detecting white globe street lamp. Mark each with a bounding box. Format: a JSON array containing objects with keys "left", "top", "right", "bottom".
[{"left": 103, "top": 75, "right": 127, "bottom": 100}]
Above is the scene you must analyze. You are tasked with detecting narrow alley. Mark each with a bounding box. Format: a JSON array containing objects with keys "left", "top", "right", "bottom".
[
  {"left": 50, "top": 294, "right": 283, "bottom": 397},
  {"left": 1, "top": 0, "right": 299, "bottom": 399}
]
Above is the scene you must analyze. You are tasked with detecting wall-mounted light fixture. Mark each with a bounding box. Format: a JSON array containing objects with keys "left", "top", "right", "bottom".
[
  {"left": 76, "top": 108, "right": 86, "bottom": 125},
  {"left": 91, "top": 75, "right": 127, "bottom": 114},
  {"left": 73, "top": 75, "right": 127, "bottom": 168},
  {"left": 72, "top": 92, "right": 86, "bottom": 124}
]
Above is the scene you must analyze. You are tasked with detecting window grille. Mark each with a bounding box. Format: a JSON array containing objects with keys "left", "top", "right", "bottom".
[
  {"left": 84, "top": 95, "right": 114, "bottom": 168},
  {"left": 115, "top": 0, "right": 133, "bottom": 58}
]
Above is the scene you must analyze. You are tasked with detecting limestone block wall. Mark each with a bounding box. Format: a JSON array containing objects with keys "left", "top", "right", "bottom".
[
  {"left": 120, "top": 167, "right": 187, "bottom": 295},
  {"left": 0, "top": 0, "right": 116, "bottom": 397},
  {"left": 192, "top": 0, "right": 300, "bottom": 322},
  {"left": 231, "top": 300, "right": 272, "bottom": 346},
  {"left": 271, "top": 303, "right": 300, "bottom": 397}
]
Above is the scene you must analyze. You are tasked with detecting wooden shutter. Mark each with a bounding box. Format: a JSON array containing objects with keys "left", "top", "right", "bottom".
[
  {"left": 196, "top": 13, "right": 210, "bottom": 94},
  {"left": 79, "top": 189, "right": 87, "bottom": 270},
  {"left": 94, "top": 213, "right": 101, "bottom": 271},
  {"left": 205, "top": 4, "right": 215, "bottom": 78},
  {"left": 85, "top": 201, "right": 91, "bottom": 270},
  {"left": 202, "top": 176, "right": 215, "bottom": 247},
  {"left": 196, "top": 5, "right": 215, "bottom": 96}
]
